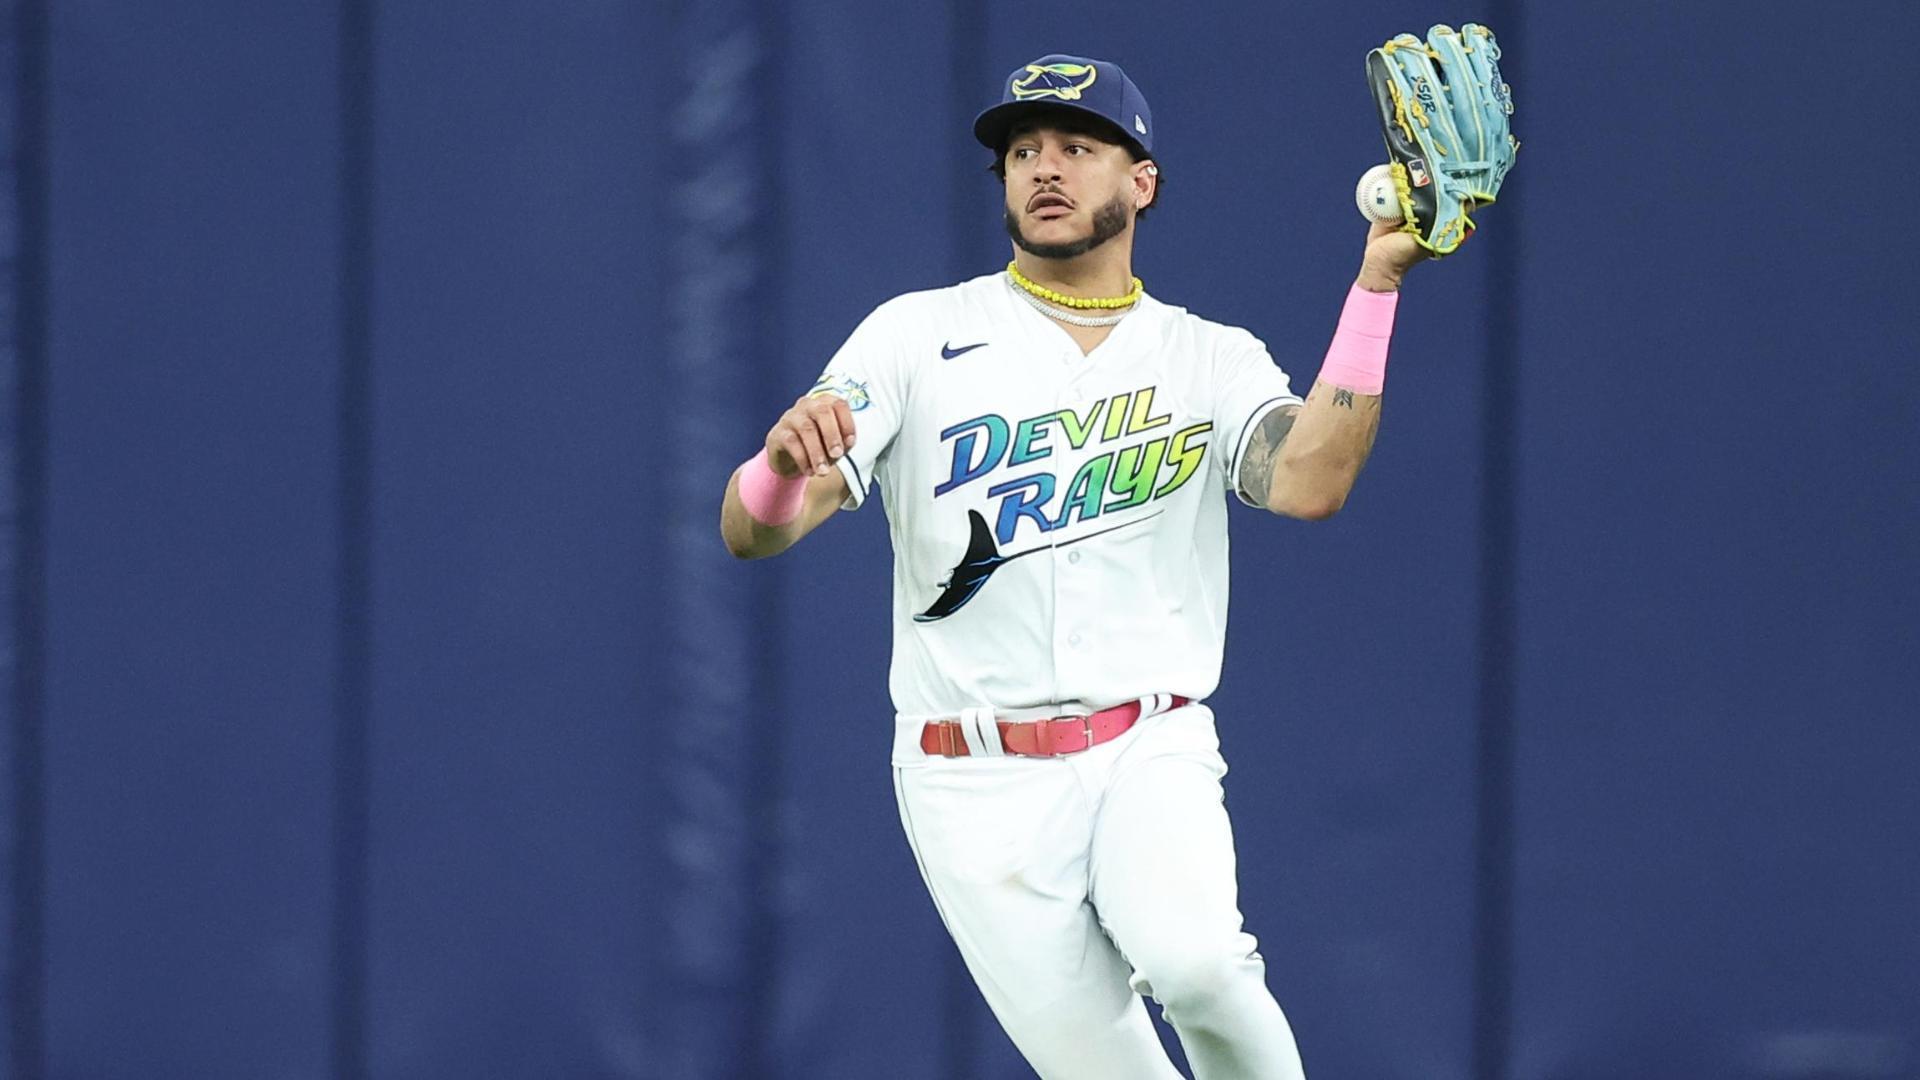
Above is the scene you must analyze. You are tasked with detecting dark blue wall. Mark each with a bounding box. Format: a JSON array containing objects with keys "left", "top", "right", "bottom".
[
  {"left": 4, "top": 1, "right": 1915, "bottom": 1078},
  {"left": 30, "top": 3, "right": 339, "bottom": 1077}
]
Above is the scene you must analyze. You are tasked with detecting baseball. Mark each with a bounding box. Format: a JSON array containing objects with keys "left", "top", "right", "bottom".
[{"left": 1355, "top": 163, "right": 1402, "bottom": 224}]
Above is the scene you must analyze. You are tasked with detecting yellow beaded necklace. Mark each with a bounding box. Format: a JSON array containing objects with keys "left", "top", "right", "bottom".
[{"left": 1005, "top": 261, "right": 1144, "bottom": 311}]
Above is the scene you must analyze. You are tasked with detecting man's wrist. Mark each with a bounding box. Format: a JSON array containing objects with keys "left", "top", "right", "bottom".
[
  {"left": 1354, "top": 264, "right": 1404, "bottom": 293},
  {"left": 739, "top": 448, "right": 809, "bottom": 526}
]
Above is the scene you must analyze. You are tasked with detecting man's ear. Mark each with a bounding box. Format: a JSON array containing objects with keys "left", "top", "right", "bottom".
[{"left": 1135, "top": 161, "right": 1158, "bottom": 208}]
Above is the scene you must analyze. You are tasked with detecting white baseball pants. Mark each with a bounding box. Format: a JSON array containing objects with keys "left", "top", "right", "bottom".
[{"left": 892, "top": 703, "right": 1307, "bottom": 1079}]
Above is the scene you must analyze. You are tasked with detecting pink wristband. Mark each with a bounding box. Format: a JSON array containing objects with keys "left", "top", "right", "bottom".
[
  {"left": 1316, "top": 283, "right": 1399, "bottom": 395},
  {"left": 738, "top": 448, "right": 809, "bottom": 526}
]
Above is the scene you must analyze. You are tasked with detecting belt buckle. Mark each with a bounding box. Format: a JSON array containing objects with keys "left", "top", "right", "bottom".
[{"left": 1041, "top": 713, "right": 1093, "bottom": 756}]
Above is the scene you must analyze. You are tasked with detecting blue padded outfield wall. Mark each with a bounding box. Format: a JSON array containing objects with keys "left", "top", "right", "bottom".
[{"left": 4, "top": 1, "right": 1916, "bottom": 1078}]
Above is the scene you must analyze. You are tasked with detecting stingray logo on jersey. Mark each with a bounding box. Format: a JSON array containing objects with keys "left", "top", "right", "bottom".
[
  {"left": 808, "top": 372, "right": 871, "bottom": 411},
  {"left": 1010, "top": 62, "right": 1098, "bottom": 102},
  {"left": 915, "top": 386, "right": 1211, "bottom": 621}
]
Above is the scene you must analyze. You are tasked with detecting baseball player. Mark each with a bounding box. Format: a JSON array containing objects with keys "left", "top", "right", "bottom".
[{"left": 720, "top": 52, "right": 1448, "bottom": 1080}]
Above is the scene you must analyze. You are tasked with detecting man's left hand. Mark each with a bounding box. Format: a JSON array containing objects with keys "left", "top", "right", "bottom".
[{"left": 1355, "top": 218, "right": 1430, "bottom": 293}]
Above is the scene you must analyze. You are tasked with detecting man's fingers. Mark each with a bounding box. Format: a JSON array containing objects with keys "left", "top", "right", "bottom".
[
  {"left": 803, "top": 400, "right": 853, "bottom": 465},
  {"left": 771, "top": 394, "right": 855, "bottom": 479},
  {"left": 828, "top": 398, "right": 858, "bottom": 450},
  {"left": 792, "top": 416, "right": 831, "bottom": 477},
  {"left": 809, "top": 409, "right": 848, "bottom": 474},
  {"left": 773, "top": 430, "right": 810, "bottom": 477}
]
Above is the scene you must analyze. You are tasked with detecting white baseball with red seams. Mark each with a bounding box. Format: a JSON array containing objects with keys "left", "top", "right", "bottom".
[
  {"left": 808, "top": 269, "right": 1311, "bottom": 1079},
  {"left": 1356, "top": 162, "right": 1403, "bottom": 223}
]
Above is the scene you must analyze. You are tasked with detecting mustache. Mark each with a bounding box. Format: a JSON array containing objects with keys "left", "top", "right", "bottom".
[
  {"left": 1003, "top": 194, "right": 1131, "bottom": 260},
  {"left": 1027, "top": 188, "right": 1074, "bottom": 212}
]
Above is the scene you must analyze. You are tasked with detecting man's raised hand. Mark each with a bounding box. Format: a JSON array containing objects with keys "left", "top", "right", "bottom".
[{"left": 767, "top": 393, "right": 858, "bottom": 478}]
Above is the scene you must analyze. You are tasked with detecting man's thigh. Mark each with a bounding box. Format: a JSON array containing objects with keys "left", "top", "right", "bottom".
[
  {"left": 894, "top": 761, "right": 1181, "bottom": 1080},
  {"left": 1087, "top": 709, "right": 1257, "bottom": 992}
]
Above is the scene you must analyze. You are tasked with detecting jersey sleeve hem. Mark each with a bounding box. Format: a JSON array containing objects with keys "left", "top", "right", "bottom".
[
  {"left": 1228, "top": 395, "right": 1305, "bottom": 508},
  {"left": 835, "top": 453, "right": 869, "bottom": 510}
]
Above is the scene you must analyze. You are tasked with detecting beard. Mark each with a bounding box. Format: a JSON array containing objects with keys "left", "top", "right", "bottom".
[{"left": 1004, "top": 194, "right": 1131, "bottom": 260}]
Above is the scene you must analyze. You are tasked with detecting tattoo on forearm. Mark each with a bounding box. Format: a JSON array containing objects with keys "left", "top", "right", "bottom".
[
  {"left": 1309, "top": 379, "right": 1384, "bottom": 466},
  {"left": 1235, "top": 404, "right": 1301, "bottom": 505}
]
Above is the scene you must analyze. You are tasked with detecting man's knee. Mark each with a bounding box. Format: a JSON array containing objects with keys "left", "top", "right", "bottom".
[{"left": 1128, "top": 936, "right": 1266, "bottom": 1013}]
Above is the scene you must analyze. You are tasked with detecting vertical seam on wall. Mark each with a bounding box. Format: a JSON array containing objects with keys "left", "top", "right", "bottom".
[
  {"left": 333, "top": 1, "right": 374, "bottom": 1076},
  {"left": 664, "top": 3, "right": 778, "bottom": 1074},
  {"left": 945, "top": 4, "right": 984, "bottom": 1077},
  {"left": 1471, "top": 6, "right": 1522, "bottom": 1080},
  {"left": 8, "top": 0, "right": 51, "bottom": 1075}
]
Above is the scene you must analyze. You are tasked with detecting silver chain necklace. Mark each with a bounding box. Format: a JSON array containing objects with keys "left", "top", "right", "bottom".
[{"left": 1007, "top": 275, "right": 1135, "bottom": 327}]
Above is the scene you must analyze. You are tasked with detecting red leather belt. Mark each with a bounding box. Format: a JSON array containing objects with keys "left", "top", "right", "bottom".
[{"left": 920, "top": 696, "right": 1190, "bottom": 758}]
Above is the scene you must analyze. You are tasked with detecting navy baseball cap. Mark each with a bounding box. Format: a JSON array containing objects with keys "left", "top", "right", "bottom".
[{"left": 973, "top": 54, "right": 1155, "bottom": 157}]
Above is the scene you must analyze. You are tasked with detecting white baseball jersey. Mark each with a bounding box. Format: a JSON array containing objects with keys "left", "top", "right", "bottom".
[{"left": 812, "top": 271, "right": 1301, "bottom": 760}]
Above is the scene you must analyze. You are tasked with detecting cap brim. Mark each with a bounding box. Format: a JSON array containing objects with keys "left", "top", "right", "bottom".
[{"left": 972, "top": 101, "right": 1145, "bottom": 156}]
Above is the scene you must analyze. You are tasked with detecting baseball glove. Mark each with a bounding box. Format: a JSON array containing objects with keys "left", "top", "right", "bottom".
[{"left": 1366, "top": 23, "right": 1519, "bottom": 256}]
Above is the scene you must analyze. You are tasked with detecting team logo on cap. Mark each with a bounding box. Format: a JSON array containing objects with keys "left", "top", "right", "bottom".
[{"left": 1010, "top": 62, "right": 1098, "bottom": 101}]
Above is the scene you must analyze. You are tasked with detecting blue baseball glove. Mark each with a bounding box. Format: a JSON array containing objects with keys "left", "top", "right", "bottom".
[{"left": 1366, "top": 23, "right": 1519, "bottom": 256}]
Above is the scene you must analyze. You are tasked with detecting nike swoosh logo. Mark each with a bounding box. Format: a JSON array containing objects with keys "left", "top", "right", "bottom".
[{"left": 941, "top": 341, "right": 988, "bottom": 360}]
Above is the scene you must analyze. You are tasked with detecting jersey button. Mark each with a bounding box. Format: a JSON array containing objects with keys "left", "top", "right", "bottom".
[
  {"left": 1068, "top": 632, "right": 1082, "bottom": 647},
  {"left": 1067, "top": 551, "right": 1081, "bottom": 565}
]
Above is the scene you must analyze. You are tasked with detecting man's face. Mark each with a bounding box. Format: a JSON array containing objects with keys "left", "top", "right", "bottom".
[{"left": 1001, "top": 123, "right": 1146, "bottom": 260}]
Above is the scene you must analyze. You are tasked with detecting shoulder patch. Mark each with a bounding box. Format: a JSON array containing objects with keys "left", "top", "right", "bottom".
[{"left": 809, "top": 372, "right": 872, "bottom": 411}]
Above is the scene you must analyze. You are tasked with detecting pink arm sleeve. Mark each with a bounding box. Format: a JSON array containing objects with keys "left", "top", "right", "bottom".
[
  {"left": 1315, "top": 284, "right": 1399, "bottom": 396},
  {"left": 738, "top": 448, "right": 808, "bottom": 526}
]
